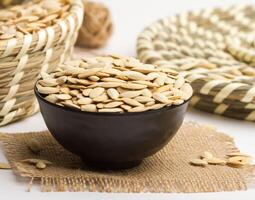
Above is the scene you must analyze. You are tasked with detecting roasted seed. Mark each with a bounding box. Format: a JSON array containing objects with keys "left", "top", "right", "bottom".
[{"left": 21, "top": 159, "right": 52, "bottom": 165}]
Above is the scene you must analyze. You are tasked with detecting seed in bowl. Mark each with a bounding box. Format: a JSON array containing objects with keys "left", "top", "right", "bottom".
[{"left": 36, "top": 55, "right": 193, "bottom": 113}]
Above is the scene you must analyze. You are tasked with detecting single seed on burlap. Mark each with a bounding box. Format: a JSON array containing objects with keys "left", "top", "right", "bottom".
[
  {"left": 89, "top": 87, "right": 105, "bottom": 98},
  {"left": 227, "top": 152, "right": 251, "bottom": 157},
  {"left": 107, "top": 88, "right": 119, "bottom": 100},
  {"left": 201, "top": 151, "right": 214, "bottom": 159},
  {"left": 36, "top": 161, "right": 47, "bottom": 170},
  {"left": 27, "top": 138, "right": 41, "bottom": 154},
  {"left": 227, "top": 156, "right": 252, "bottom": 167},
  {"left": 205, "top": 157, "right": 226, "bottom": 165},
  {"left": 21, "top": 159, "right": 52, "bottom": 165},
  {"left": 190, "top": 158, "right": 208, "bottom": 167}
]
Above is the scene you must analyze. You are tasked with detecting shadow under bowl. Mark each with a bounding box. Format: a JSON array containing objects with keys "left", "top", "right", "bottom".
[{"left": 35, "top": 86, "right": 189, "bottom": 170}]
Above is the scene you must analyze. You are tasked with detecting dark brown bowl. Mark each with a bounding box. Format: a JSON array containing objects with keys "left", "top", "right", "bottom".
[{"left": 35, "top": 86, "right": 189, "bottom": 170}]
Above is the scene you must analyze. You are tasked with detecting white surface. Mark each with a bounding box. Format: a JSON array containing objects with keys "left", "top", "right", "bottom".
[{"left": 0, "top": 0, "right": 255, "bottom": 199}]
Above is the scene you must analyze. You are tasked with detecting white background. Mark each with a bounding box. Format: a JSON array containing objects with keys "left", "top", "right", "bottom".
[{"left": 0, "top": 0, "right": 255, "bottom": 199}]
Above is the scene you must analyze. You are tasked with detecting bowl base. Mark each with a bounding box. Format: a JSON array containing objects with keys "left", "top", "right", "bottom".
[{"left": 82, "top": 160, "right": 142, "bottom": 170}]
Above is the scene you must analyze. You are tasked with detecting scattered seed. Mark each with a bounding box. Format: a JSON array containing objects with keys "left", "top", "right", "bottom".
[
  {"left": 21, "top": 159, "right": 52, "bottom": 165},
  {"left": 36, "top": 161, "right": 47, "bottom": 170},
  {"left": 0, "top": 162, "right": 11, "bottom": 169},
  {"left": 27, "top": 138, "right": 41, "bottom": 154},
  {"left": 190, "top": 158, "right": 208, "bottom": 167}
]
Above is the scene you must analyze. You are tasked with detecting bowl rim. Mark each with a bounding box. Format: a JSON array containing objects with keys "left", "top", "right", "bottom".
[{"left": 34, "top": 81, "right": 190, "bottom": 117}]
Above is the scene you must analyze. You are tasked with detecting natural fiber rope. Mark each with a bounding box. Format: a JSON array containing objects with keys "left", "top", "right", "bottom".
[
  {"left": 76, "top": 1, "right": 113, "bottom": 48},
  {"left": 137, "top": 4, "right": 255, "bottom": 121},
  {"left": 0, "top": 0, "right": 84, "bottom": 126}
]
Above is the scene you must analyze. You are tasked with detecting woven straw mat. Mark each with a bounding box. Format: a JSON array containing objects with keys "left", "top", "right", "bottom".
[
  {"left": 0, "top": 122, "right": 254, "bottom": 192},
  {"left": 137, "top": 4, "right": 255, "bottom": 121}
]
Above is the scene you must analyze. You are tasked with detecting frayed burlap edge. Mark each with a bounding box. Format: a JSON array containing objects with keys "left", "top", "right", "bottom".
[{"left": 0, "top": 122, "right": 254, "bottom": 193}]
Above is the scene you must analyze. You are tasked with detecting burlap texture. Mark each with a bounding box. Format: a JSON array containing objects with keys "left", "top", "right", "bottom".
[{"left": 0, "top": 122, "right": 254, "bottom": 192}]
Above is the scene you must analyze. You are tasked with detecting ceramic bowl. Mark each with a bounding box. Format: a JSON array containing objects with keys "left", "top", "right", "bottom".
[{"left": 35, "top": 86, "right": 189, "bottom": 170}]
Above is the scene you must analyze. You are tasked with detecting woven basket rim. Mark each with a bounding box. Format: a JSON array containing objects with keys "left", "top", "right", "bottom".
[
  {"left": 0, "top": 0, "right": 83, "bottom": 57},
  {"left": 136, "top": 4, "right": 255, "bottom": 121}
]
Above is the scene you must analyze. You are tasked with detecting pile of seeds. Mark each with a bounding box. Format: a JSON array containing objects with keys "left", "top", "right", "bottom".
[
  {"left": 36, "top": 55, "right": 193, "bottom": 113},
  {"left": 0, "top": 0, "right": 70, "bottom": 39},
  {"left": 190, "top": 151, "right": 252, "bottom": 168}
]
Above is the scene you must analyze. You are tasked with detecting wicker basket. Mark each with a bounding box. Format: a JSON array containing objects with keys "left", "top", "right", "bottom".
[
  {"left": 137, "top": 4, "right": 255, "bottom": 121},
  {"left": 0, "top": 0, "right": 83, "bottom": 126}
]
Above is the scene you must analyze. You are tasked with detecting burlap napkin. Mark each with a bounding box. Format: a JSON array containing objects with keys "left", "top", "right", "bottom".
[{"left": 0, "top": 122, "right": 254, "bottom": 192}]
